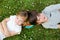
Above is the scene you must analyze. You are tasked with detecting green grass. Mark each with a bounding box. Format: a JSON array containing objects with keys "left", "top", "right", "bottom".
[{"left": 0, "top": 0, "right": 60, "bottom": 40}]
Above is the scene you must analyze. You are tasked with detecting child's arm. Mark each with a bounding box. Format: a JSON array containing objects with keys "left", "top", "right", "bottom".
[
  {"left": 1, "top": 18, "right": 11, "bottom": 37},
  {"left": 10, "top": 31, "right": 19, "bottom": 36},
  {"left": 0, "top": 23, "right": 5, "bottom": 35}
]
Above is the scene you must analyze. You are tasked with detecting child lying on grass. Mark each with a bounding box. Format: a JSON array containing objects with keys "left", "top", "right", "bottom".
[
  {"left": 36, "top": 4, "right": 60, "bottom": 29},
  {"left": 24, "top": 4, "right": 60, "bottom": 29},
  {"left": 0, "top": 10, "right": 28, "bottom": 40}
]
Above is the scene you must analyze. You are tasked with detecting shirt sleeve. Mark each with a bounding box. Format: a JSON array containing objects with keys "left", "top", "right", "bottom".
[
  {"left": 42, "top": 22, "right": 58, "bottom": 29},
  {"left": 42, "top": 4, "right": 60, "bottom": 13},
  {"left": 42, "top": 4, "right": 60, "bottom": 19},
  {"left": 43, "top": 24, "right": 58, "bottom": 29}
]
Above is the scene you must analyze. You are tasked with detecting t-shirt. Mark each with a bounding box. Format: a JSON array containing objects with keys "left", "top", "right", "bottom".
[
  {"left": 0, "top": 15, "right": 22, "bottom": 40},
  {"left": 7, "top": 15, "right": 22, "bottom": 34},
  {"left": 42, "top": 4, "right": 60, "bottom": 29}
]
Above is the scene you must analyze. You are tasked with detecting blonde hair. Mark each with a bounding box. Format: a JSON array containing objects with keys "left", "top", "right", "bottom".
[{"left": 16, "top": 10, "right": 28, "bottom": 18}]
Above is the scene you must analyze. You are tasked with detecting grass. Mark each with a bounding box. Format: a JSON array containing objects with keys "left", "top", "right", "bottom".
[{"left": 0, "top": 0, "right": 60, "bottom": 40}]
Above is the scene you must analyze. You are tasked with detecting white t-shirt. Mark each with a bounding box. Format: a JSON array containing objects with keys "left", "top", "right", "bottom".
[
  {"left": 7, "top": 15, "right": 22, "bottom": 34},
  {"left": 0, "top": 15, "right": 22, "bottom": 40},
  {"left": 42, "top": 4, "right": 60, "bottom": 29}
]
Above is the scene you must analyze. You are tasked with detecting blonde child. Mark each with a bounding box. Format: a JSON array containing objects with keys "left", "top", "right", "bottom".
[{"left": 0, "top": 10, "right": 28, "bottom": 40}]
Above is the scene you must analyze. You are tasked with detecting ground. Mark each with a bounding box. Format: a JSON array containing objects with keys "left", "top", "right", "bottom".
[{"left": 0, "top": 0, "right": 60, "bottom": 40}]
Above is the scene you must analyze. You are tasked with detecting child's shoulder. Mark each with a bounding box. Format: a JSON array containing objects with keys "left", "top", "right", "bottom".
[
  {"left": 9, "top": 15, "right": 16, "bottom": 19},
  {"left": 44, "top": 4, "right": 60, "bottom": 11},
  {"left": 10, "top": 15, "right": 16, "bottom": 18}
]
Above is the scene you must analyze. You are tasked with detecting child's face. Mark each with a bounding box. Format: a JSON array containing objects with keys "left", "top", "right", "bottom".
[
  {"left": 37, "top": 13, "right": 48, "bottom": 24},
  {"left": 15, "top": 15, "right": 27, "bottom": 26}
]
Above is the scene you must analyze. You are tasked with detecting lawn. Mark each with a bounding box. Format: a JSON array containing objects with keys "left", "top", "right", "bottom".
[{"left": 0, "top": 0, "right": 60, "bottom": 40}]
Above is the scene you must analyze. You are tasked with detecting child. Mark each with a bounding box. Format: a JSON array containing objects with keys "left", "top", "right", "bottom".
[
  {"left": 0, "top": 10, "right": 28, "bottom": 40},
  {"left": 36, "top": 4, "right": 60, "bottom": 29},
  {"left": 24, "top": 4, "right": 60, "bottom": 29}
]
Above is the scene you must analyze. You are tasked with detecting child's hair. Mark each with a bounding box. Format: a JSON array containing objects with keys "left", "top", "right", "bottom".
[
  {"left": 27, "top": 10, "right": 38, "bottom": 25},
  {"left": 17, "top": 10, "right": 38, "bottom": 26},
  {"left": 16, "top": 10, "right": 28, "bottom": 18}
]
